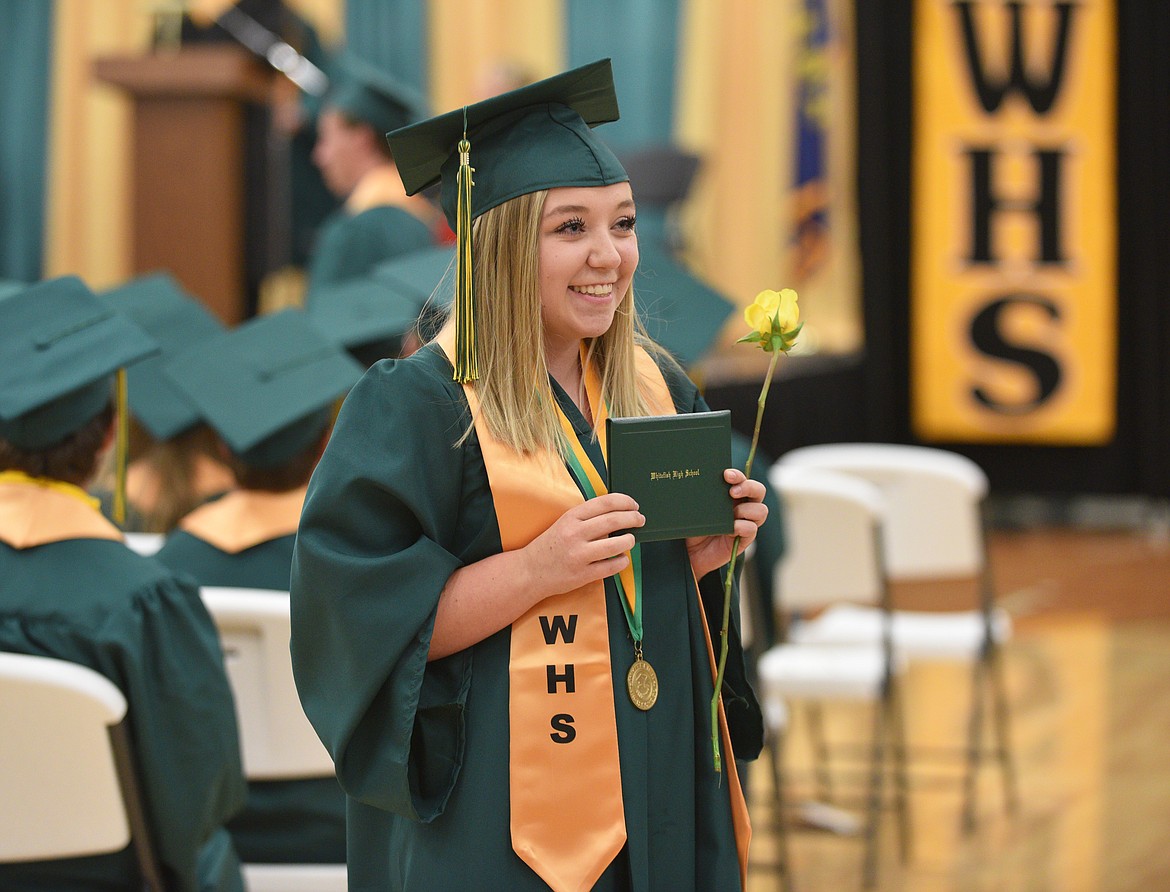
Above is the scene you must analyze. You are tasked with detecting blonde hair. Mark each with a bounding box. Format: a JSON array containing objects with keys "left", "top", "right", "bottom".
[{"left": 451, "top": 188, "right": 665, "bottom": 457}]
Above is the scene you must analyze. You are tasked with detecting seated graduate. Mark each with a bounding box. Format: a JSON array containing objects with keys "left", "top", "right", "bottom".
[
  {"left": 154, "top": 308, "right": 363, "bottom": 866},
  {"left": 306, "top": 55, "right": 440, "bottom": 296},
  {"left": 0, "top": 277, "right": 247, "bottom": 892},
  {"left": 99, "top": 273, "right": 236, "bottom": 533}
]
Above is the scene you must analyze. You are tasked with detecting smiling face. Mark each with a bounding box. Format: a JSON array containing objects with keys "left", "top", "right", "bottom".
[{"left": 538, "top": 182, "right": 639, "bottom": 365}]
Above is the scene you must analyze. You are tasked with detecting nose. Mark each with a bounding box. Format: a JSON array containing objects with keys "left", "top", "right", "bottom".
[{"left": 588, "top": 231, "right": 622, "bottom": 270}]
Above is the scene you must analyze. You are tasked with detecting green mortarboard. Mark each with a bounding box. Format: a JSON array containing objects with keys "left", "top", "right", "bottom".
[
  {"left": 163, "top": 309, "right": 363, "bottom": 468},
  {"left": 385, "top": 58, "right": 628, "bottom": 382},
  {"left": 101, "top": 273, "right": 226, "bottom": 440},
  {"left": 634, "top": 245, "right": 736, "bottom": 368},
  {"left": 387, "top": 58, "right": 627, "bottom": 229},
  {"left": 372, "top": 246, "right": 456, "bottom": 309},
  {"left": 326, "top": 54, "right": 430, "bottom": 137},
  {"left": 306, "top": 277, "right": 423, "bottom": 367},
  {"left": 0, "top": 277, "right": 158, "bottom": 451}
]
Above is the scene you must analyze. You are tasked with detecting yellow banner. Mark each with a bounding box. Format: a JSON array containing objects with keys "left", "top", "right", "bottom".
[{"left": 911, "top": 0, "right": 1116, "bottom": 444}]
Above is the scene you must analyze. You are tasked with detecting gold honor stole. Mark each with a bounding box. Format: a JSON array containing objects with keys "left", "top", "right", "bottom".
[
  {"left": 435, "top": 334, "right": 750, "bottom": 891},
  {"left": 0, "top": 471, "right": 122, "bottom": 548}
]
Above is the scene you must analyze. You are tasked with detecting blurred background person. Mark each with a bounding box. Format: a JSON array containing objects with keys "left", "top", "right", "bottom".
[
  {"left": 306, "top": 55, "right": 440, "bottom": 297},
  {"left": 99, "top": 273, "right": 236, "bottom": 533},
  {"left": 154, "top": 309, "right": 363, "bottom": 868}
]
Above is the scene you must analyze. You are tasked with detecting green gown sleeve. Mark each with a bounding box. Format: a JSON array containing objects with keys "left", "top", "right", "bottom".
[{"left": 291, "top": 351, "right": 473, "bottom": 822}]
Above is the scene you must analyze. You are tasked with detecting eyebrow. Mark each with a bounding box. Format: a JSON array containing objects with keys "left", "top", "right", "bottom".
[{"left": 543, "top": 198, "right": 637, "bottom": 218}]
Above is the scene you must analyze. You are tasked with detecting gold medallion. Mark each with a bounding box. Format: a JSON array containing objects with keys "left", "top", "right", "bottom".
[{"left": 626, "top": 656, "right": 658, "bottom": 711}]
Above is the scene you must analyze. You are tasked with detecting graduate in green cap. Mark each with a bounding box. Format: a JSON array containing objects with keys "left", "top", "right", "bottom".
[
  {"left": 154, "top": 309, "right": 363, "bottom": 866},
  {"left": 100, "top": 273, "right": 236, "bottom": 533},
  {"left": 0, "top": 277, "right": 247, "bottom": 892},
  {"left": 305, "top": 55, "right": 441, "bottom": 298},
  {"left": 291, "top": 60, "right": 766, "bottom": 892}
]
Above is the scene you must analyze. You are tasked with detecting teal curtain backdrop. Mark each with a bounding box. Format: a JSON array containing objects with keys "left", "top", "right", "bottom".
[
  {"left": 566, "top": 0, "right": 680, "bottom": 149},
  {"left": 0, "top": 0, "right": 52, "bottom": 281},
  {"left": 342, "top": 0, "right": 680, "bottom": 146},
  {"left": 344, "top": 0, "right": 430, "bottom": 94}
]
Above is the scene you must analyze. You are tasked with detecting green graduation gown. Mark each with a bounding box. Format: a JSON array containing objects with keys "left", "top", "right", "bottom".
[
  {"left": 291, "top": 345, "right": 763, "bottom": 891},
  {"left": 0, "top": 483, "right": 246, "bottom": 892},
  {"left": 155, "top": 489, "right": 347, "bottom": 865},
  {"left": 155, "top": 531, "right": 296, "bottom": 591}
]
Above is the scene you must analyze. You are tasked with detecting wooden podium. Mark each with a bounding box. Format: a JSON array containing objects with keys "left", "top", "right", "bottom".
[{"left": 94, "top": 46, "right": 273, "bottom": 324}]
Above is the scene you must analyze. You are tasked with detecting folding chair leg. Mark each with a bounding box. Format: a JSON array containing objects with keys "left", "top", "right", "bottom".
[
  {"left": 961, "top": 655, "right": 988, "bottom": 834},
  {"left": 861, "top": 698, "right": 886, "bottom": 889},
  {"left": 989, "top": 642, "right": 1019, "bottom": 814},
  {"left": 805, "top": 702, "right": 834, "bottom": 803},
  {"left": 767, "top": 730, "right": 795, "bottom": 892},
  {"left": 887, "top": 679, "right": 913, "bottom": 864}
]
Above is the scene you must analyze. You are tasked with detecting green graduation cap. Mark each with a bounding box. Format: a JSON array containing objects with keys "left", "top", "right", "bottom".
[
  {"left": 387, "top": 57, "right": 627, "bottom": 228},
  {"left": 305, "top": 277, "right": 422, "bottom": 367},
  {"left": 164, "top": 309, "right": 364, "bottom": 468},
  {"left": 372, "top": 245, "right": 457, "bottom": 343},
  {"left": 385, "top": 58, "right": 628, "bottom": 382},
  {"left": 0, "top": 276, "right": 158, "bottom": 451},
  {"left": 634, "top": 245, "right": 736, "bottom": 368},
  {"left": 326, "top": 53, "right": 430, "bottom": 137},
  {"left": 372, "top": 245, "right": 456, "bottom": 309},
  {"left": 101, "top": 273, "right": 226, "bottom": 440}
]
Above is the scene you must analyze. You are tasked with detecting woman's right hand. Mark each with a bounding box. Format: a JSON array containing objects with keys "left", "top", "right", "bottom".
[
  {"left": 430, "top": 494, "right": 643, "bottom": 660},
  {"left": 522, "top": 493, "right": 644, "bottom": 599}
]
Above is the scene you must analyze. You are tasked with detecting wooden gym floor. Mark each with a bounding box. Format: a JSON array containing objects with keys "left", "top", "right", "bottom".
[{"left": 744, "top": 516, "right": 1170, "bottom": 892}]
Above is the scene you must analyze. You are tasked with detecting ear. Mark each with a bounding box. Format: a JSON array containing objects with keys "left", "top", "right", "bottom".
[{"left": 100, "top": 412, "right": 118, "bottom": 452}]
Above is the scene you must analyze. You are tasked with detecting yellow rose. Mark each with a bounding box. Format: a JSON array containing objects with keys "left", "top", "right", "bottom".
[{"left": 744, "top": 288, "right": 799, "bottom": 337}]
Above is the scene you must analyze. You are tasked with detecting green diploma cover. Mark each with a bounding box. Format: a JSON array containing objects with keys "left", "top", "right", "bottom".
[{"left": 606, "top": 410, "right": 734, "bottom": 542}]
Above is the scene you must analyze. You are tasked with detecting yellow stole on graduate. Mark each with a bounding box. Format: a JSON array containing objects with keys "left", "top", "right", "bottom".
[
  {"left": 0, "top": 471, "right": 122, "bottom": 548},
  {"left": 435, "top": 333, "right": 750, "bottom": 891},
  {"left": 178, "top": 486, "right": 306, "bottom": 554}
]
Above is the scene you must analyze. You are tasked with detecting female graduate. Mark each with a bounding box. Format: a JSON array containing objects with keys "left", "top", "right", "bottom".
[{"left": 291, "top": 59, "right": 766, "bottom": 892}]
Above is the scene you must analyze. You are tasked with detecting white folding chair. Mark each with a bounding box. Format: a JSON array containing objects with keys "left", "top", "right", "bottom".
[
  {"left": 745, "top": 467, "right": 910, "bottom": 888},
  {"left": 776, "top": 443, "right": 1017, "bottom": 829},
  {"left": 0, "top": 652, "right": 166, "bottom": 891},
  {"left": 124, "top": 532, "right": 164, "bottom": 556},
  {"left": 199, "top": 587, "right": 347, "bottom": 892}
]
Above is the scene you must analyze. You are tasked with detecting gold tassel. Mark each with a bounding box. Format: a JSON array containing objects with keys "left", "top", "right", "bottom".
[
  {"left": 114, "top": 368, "right": 129, "bottom": 526},
  {"left": 453, "top": 110, "right": 479, "bottom": 383}
]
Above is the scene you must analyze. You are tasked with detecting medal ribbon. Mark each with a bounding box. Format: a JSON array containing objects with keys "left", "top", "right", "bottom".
[{"left": 551, "top": 348, "right": 643, "bottom": 646}]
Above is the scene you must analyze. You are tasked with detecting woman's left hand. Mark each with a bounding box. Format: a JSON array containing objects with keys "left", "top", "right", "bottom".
[{"left": 685, "top": 468, "right": 769, "bottom": 580}]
